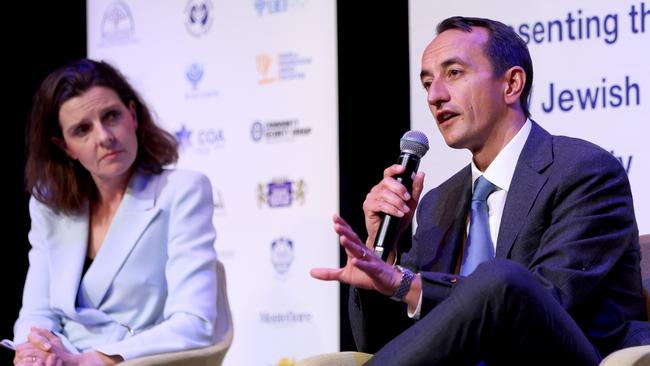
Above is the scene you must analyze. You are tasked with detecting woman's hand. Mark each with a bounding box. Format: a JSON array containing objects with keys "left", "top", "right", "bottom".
[
  {"left": 14, "top": 341, "right": 53, "bottom": 366},
  {"left": 22, "top": 327, "right": 122, "bottom": 366}
]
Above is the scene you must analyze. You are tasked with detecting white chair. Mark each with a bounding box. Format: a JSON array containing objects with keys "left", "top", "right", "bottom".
[{"left": 119, "top": 260, "right": 233, "bottom": 365}]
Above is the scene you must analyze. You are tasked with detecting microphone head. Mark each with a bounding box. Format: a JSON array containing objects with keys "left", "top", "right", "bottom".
[{"left": 400, "top": 130, "right": 429, "bottom": 158}]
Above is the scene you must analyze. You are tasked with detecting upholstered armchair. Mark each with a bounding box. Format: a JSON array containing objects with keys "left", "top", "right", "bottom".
[{"left": 119, "top": 260, "right": 234, "bottom": 365}]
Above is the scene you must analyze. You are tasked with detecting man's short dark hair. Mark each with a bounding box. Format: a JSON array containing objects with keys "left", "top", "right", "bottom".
[{"left": 437, "top": 16, "right": 533, "bottom": 118}]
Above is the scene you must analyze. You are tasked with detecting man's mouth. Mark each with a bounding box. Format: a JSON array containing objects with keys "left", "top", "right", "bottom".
[{"left": 436, "top": 111, "right": 459, "bottom": 124}]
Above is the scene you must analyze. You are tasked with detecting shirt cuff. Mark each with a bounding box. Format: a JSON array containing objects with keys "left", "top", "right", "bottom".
[{"left": 406, "top": 288, "right": 423, "bottom": 319}]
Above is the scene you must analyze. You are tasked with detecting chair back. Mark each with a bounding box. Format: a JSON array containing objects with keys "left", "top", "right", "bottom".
[
  {"left": 119, "top": 259, "right": 234, "bottom": 365},
  {"left": 211, "top": 259, "right": 235, "bottom": 363},
  {"left": 639, "top": 235, "right": 650, "bottom": 287}
]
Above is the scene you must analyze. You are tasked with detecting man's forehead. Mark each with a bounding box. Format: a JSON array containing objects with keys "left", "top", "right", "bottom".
[{"left": 421, "top": 28, "right": 489, "bottom": 69}]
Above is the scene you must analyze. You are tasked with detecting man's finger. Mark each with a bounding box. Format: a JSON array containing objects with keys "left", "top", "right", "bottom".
[{"left": 310, "top": 268, "right": 343, "bottom": 281}]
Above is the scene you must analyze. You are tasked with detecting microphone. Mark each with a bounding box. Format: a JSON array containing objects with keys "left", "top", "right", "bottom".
[{"left": 373, "top": 130, "right": 429, "bottom": 261}]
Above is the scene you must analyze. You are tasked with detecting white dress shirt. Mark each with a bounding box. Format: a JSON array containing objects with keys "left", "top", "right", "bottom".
[{"left": 408, "top": 119, "right": 532, "bottom": 319}]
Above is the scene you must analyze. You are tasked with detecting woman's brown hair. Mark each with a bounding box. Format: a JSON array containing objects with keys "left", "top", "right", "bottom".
[{"left": 25, "top": 59, "right": 178, "bottom": 214}]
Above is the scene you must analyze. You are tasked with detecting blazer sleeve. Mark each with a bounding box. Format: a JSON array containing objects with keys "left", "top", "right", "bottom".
[
  {"left": 523, "top": 145, "right": 640, "bottom": 312},
  {"left": 13, "top": 198, "right": 64, "bottom": 344},
  {"left": 95, "top": 172, "right": 218, "bottom": 360}
]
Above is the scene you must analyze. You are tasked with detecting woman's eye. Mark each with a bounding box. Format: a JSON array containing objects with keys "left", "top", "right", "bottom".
[
  {"left": 105, "top": 110, "right": 122, "bottom": 122},
  {"left": 72, "top": 125, "right": 88, "bottom": 136}
]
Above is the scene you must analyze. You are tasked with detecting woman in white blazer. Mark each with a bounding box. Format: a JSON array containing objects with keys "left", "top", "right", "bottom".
[{"left": 13, "top": 59, "right": 218, "bottom": 365}]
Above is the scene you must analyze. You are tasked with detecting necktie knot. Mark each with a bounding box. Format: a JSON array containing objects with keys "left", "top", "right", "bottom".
[{"left": 472, "top": 176, "right": 496, "bottom": 202}]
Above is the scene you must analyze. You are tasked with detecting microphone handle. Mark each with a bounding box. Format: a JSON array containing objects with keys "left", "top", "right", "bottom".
[{"left": 373, "top": 152, "right": 420, "bottom": 261}]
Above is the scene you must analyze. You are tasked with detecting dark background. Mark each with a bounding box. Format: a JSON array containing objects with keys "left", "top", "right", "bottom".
[
  {"left": 3, "top": 1, "right": 87, "bottom": 364},
  {"left": 1, "top": 1, "right": 410, "bottom": 363}
]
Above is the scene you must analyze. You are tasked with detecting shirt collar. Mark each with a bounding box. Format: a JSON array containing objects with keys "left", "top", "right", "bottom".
[{"left": 471, "top": 119, "right": 532, "bottom": 192}]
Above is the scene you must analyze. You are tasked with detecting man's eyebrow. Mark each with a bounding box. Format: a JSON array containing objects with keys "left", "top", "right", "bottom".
[
  {"left": 440, "top": 57, "right": 467, "bottom": 69},
  {"left": 420, "top": 57, "right": 468, "bottom": 80}
]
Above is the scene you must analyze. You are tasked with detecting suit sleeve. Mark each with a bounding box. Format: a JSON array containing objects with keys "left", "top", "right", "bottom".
[
  {"left": 348, "top": 187, "right": 459, "bottom": 352},
  {"left": 13, "top": 198, "right": 64, "bottom": 344},
  {"left": 524, "top": 146, "right": 639, "bottom": 312},
  {"left": 95, "top": 172, "right": 218, "bottom": 360}
]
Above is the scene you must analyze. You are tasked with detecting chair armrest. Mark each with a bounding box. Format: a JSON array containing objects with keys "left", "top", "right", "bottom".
[
  {"left": 599, "top": 346, "right": 650, "bottom": 366},
  {"left": 295, "top": 351, "right": 373, "bottom": 366}
]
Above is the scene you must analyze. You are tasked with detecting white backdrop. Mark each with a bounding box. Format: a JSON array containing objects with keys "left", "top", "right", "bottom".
[
  {"left": 409, "top": 0, "right": 649, "bottom": 234},
  {"left": 87, "top": 1, "right": 339, "bottom": 364}
]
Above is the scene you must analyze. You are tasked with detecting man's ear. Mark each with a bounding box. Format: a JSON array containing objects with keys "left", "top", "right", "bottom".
[
  {"left": 503, "top": 66, "right": 526, "bottom": 106},
  {"left": 51, "top": 136, "right": 76, "bottom": 160}
]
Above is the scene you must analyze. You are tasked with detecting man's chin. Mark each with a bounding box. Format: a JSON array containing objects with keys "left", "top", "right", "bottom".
[{"left": 441, "top": 136, "right": 466, "bottom": 150}]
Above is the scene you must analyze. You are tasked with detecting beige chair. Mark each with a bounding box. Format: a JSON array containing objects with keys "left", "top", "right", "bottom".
[
  {"left": 599, "top": 234, "right": 650, "bottom": 366},
  {"left": 119, "top": 260, "right": 234, "bottom": 366},
  {"left": 295, "top": 351, "right": 372, "bottom": 366},
  {"left": 296, "top": 235, "right": 650, "bottom": 366}
]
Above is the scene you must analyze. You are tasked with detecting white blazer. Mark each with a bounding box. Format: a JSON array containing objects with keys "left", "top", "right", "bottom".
[{"left": 14, "top": 169, "right": 218, "bottom": 360}]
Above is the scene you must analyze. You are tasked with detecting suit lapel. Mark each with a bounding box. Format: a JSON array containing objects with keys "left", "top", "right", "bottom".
[
  {"left": 82, "top": 171, "right": 161, "bottom": 307},
  {"left": 424, "top": 166, "right": 471, "bottom": 273},
  {"left": 496, "top": 122, "right": 553, "bottom": 258}
]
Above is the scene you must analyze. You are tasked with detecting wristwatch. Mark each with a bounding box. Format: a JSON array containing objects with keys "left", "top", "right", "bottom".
[{"left": 390, "top": 265, "right": 415, "bottom": 302}]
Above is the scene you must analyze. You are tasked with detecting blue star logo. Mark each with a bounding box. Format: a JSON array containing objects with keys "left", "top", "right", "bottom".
[{"left": 175, "top": 125, "right": 193, "bottom": 151}]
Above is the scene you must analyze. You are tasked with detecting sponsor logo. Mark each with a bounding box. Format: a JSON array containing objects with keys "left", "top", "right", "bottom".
[
  {"left": 250, "top": 119, "right": 311, "bottom": 143},
  {"left": 274, "top": 357, "right": 297, "bottom": 366},
  {"left": 99, "top": 1, "right": 136, "bottom": 46},
  {"left": 256, "top": 52, "right": 312, "bottom": 84},
  {"left": 185, "top": 0, "right": 214, "bottom": 36},
  {"left": 213, "top": 188, "right": 226, "bottom": 215},
  {"left": 216, "top": 249, "right": 236, "bottom": 260},
  {"left": 186, "top": 63, "right": 204, "bottom": 90},
  {"left": 185, "top": 62, "right": 219, "bottom": 99},
  {"left": 175, "top": 125, "right": 193, "bottom": 151},
  {"left": 270, "top": 237, "right": 294, "bottom": 276},
  {"left": 174, "top": 124, "right": 225, "bottom": 154},
  {"left": 257, "top": 178, "right": 306, "bottom": 208},
  {"left": 254, "top": 0, "right": 307, "bottom": 16},
  {"left": 260, "top": 311, "right": 313, "bottom": 324}
]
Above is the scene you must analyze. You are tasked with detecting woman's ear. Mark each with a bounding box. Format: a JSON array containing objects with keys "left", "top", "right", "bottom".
[
  {"left": 51, "top": 136, "right": 76, "bottom": 160},
  {"left": 129, "top": 101, "right": 138, "bottom": 129}
]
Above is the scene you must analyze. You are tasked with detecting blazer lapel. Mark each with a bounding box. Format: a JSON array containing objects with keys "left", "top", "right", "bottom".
[
  {"left": 423, "top": 166, "right": 471, "bottom": 273},
  {"left": 48, "top": 208, "right": 89, "bottom": 315},
  {"left": 496, "top": 122, "right": 553, "bottom": 258},
  {"left": 82, "top": 172, "right": 161, "bottom": 307}
]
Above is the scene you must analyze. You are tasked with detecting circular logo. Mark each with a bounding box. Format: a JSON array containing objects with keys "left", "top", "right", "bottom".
[
  {"left": 185, "top": 0, "right": 214, "bottom": 37},
  {"left": 271, "top": 237, "right": 294, "bottom": 275},
  {"left": 101, "top": 1, "right": 135, "bottom": 42},
  {"left": 251, "top": 121, "right": 264, "bottom": 142}
]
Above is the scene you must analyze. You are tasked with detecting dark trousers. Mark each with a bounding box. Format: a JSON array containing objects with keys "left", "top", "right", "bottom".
[{"left": 366, "top": 259, "right": 602, "bottom": 366}]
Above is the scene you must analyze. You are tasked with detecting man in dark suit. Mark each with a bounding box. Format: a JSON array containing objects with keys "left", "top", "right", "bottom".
[{"left": 311, "top": 16, "right": 648, "bottom": 364}]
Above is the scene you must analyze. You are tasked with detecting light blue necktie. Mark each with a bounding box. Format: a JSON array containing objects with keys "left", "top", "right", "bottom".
[{"left": 460, "top": 176, "right": 497, "bottom": 276}]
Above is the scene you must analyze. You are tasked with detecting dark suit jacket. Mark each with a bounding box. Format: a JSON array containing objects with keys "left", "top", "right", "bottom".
[{"left": 350, "top": 121, "right": 647, "bottom": 356}]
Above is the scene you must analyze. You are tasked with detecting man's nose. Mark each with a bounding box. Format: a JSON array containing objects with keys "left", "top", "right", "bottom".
[{"left": 427, "top": 79, "right": 450, "bottom": 109}]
